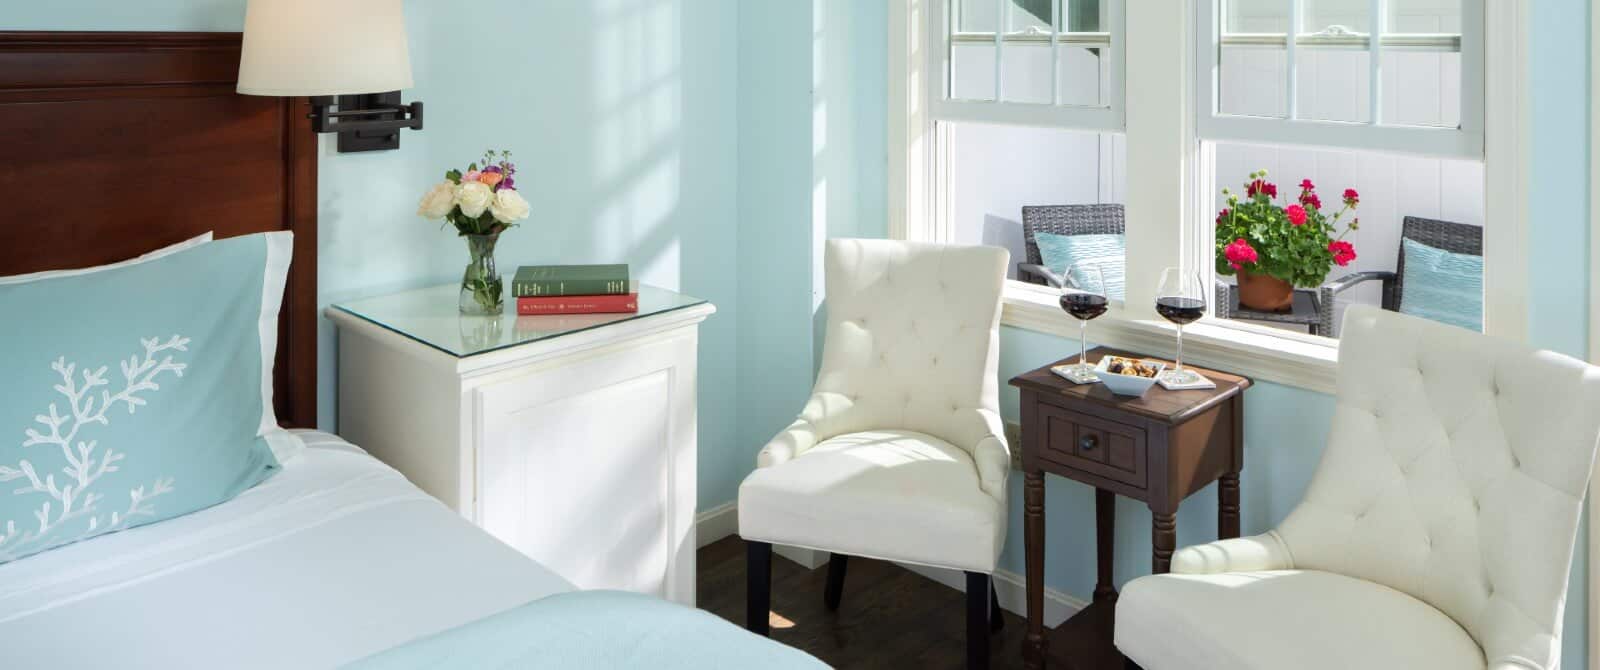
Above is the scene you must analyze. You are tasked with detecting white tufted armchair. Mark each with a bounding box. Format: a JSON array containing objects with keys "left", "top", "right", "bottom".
[
  {"left": 1115, "top": 305, "right": 1600, "bottom": 670},
  {"left": 738, "top": 238, "right": 1010, "bottom": 670}
]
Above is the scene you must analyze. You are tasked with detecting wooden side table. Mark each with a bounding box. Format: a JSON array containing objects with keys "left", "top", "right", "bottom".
[{"left": 1009, "top": 349, "right": 1251, "bottom": 670}]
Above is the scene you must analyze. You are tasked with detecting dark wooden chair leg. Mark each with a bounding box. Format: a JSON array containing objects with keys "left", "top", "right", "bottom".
[
  {"left": 966, "top": 571, "right": 990, "bottom": 670},
  {"left": 746, "top": 540, "right": 772, "bottom": 636},
  {"left": 824, "top": 553, "right": 849, "bottom": 611},
  {"left": 989, "top": 577, "right": 1004, "bottom": 632}
]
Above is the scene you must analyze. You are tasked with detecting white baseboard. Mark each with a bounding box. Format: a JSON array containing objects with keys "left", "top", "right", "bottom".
[
  {"left": 895, "top": 561, "right": 1085, "bottom": 628},
  {"left": 695, "top": 502, "right": 739, "bottom": 548},
  {"left": 694, "top": 502, "right": 832, "bottom": 570},
  {"left": 774, "top": 545, "right": 830, "bottom": 570}
]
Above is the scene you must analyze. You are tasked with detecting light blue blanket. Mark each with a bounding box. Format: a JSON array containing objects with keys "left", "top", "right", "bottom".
[{"left": 344, "top": 590, "right": 829, "bottom": 669}]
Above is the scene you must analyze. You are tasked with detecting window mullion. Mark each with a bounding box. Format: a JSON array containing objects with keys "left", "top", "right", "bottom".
[
  {"left": 1052, "top": 0, "right": 1063, "bottom": 105},
  {"left": 994, "top": 0, "right": 1005, "bottom": 101},
  {"left": 1369, "top": 0, "right": 1384, "bottom": 125},
  {"left": 1286, "top": 0, "right": 1300, "bottom": 119}
]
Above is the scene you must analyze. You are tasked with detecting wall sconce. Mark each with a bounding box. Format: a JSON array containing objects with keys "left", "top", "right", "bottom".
[{"left": 237, "top": 0, "right": 422, "bottom": 153}]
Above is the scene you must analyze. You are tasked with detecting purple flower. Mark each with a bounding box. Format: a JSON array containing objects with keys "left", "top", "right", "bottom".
[
  {"left": 483, "top": 165, "right": 504, "bottom": 174},
  {"left": 499, "top": 177, "right": 516, "bottom": 191}
]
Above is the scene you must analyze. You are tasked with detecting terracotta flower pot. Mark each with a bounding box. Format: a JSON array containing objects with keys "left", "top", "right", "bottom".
[{"left": 1237, "top": 270, "right": 1294, "bottom": 312}]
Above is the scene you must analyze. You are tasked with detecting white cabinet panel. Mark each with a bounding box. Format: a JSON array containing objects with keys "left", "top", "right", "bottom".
[{"left": 328, "top": 288, "right": 712, "bottom": 608}]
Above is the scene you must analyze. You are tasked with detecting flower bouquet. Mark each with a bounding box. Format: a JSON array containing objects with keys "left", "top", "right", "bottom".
[
  {"left": 417, "top": 149, "right": 532, "bottom": 314},
  {"left": 1214, "top": 171, "right": 1359, "bottom": 312}
]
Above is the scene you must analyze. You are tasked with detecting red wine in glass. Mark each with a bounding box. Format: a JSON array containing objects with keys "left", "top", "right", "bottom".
[
  {"left": 1061, "top": 293, "right": 1109, "bottom": 321},
  {"left": 1155, "top": 297, "right": 1205, "bottom": 325}
]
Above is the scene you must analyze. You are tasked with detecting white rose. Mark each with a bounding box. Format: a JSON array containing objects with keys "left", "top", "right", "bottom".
[
  {"left": 416, "top": 181, "right": 456, "bottom": 219},
  {"left": 489, "top": 188, "right": 531, "bottom": 224},
  {"left": 455, "top": 181, "right": 494, "bottom": 218}
]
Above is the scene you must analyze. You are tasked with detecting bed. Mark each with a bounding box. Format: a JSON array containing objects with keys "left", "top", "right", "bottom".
[{"left": 0, "top": 31, "right": 821, "bottom": 669}]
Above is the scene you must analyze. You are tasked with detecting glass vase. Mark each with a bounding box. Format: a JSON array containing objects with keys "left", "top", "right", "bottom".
[{"left": 459, "top": 233, "right": 504, "bottom": 315}]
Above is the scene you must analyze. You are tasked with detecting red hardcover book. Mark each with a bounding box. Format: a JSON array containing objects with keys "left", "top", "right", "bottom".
[{"left": 516, "top": 293, "right": 639, "bottom": 315}]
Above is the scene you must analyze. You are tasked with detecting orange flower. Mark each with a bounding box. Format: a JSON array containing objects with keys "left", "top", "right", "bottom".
[{"left": 478, "top": 171, "right": 504, "bottom": 187}]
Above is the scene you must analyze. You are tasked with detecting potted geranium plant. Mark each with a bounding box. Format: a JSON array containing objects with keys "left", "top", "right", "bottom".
[
  {"left": 417, "top": 149, "right": 532, "bottom": 314},
  {"left": 1214, "top": 170, "right": 1360, "bottom": 312}
]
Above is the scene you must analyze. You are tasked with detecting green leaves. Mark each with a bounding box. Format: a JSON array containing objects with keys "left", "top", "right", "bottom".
[
  {"left": 1215, "top": 172, "right": 1359, "bottom": 288},
  {"left": 446, "top": 169, "right": 462, "bottom": 184}
]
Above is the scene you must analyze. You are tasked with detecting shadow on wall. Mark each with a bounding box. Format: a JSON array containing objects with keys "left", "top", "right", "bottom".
[{"left": 984, "top": 214, "right": 1025, "bottom": 280}]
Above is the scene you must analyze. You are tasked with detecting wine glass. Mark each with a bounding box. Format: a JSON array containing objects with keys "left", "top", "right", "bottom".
[
  {"left": 1057, "top": 263, "right": 1109, "bottom": 384},
  {"left": 1155, "top": 267, "right": 1206, "bottom": 385}
]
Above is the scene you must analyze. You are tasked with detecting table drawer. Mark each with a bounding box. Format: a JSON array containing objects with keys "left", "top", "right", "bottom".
[{"left": 1037, "top": 404, "right": 1146, "bottom": 489}]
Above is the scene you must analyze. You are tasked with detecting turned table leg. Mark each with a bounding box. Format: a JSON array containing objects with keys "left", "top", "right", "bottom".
[
  {"left": 1024, "top": 470, "right": 1046, "bottom": 670},
  {"left": 1219, "top": 472, "right": 1241, "bottom": 540},
  {"left": 1151, "top": 510, "right": 1176, "bottom": 575},
  {"left": 1093, "top": 488, "right": 1116, "bottom": 603}
]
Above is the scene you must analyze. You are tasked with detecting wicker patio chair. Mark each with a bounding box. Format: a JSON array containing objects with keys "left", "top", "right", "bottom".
[
  {"left": 1018, "top": 204, "right": 1125, "bottom": 288},
  {"left": 1313, "top": 216, "right": 1483, "bottom": 335}
]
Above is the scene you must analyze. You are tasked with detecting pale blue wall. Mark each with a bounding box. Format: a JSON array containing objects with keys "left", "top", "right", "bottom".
[
  {"left": 764, "top": 2, "right": 1596, "bottom": 667},
  {"left": 1528, "top": 1, "right": 1592, "bottom": 664},
  {"left": 3, "top": 0, "right": 746, "bottom": 510}
]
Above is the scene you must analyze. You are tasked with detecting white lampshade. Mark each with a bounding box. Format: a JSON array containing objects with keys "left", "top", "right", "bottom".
[{"left": 237, "top": 0, "right": 414, "bottom": 97}]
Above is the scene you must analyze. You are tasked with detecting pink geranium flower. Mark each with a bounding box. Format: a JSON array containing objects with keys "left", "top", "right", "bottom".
[
  {"left": 1299, "top": 179, "right": 1315, "bottom": 191},
  {"left": 1285, "top": 204, "right": 1308, "bottom": 226},
  {"left": 1300, "top": 193, "right": 1322, "bottom": 210},
  {"left": 1225, "top": 238, "right": 1258, "bottom": 271},
  {"left": 1343, "top": 188, "right": 1360, "bottom": 206},
  {"left": 1329, "top": 240, "right": 1357, "bottom": 266},
  {"left": 1216, "top": 208, "right": 1230, "bottom": 225}
]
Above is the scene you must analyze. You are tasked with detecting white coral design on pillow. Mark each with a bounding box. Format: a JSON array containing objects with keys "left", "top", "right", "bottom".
[{"left": 0, "top": 335, "right": 189, "bottom": 560}]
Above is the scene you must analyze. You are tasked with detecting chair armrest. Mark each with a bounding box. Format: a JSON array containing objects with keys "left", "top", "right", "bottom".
[
  {"left": 1170, "top": 532, "right": 1294, "bottom": 575},
  {"left": 972, "top": 434, "right": 1010, "bottom": 501},
  {"left": 1018, "top": 263, "right": 1066, "bottom": 289},
  {"left": 1322, "top": 270, "right": 1396, "bottom": 296},
  {"left": 755, "top": 418, "right": 820, "bottom": 468}
]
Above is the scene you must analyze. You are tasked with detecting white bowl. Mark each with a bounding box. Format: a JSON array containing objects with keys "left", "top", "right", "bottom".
[{"left": 1093, "top": 357, "right": 1166, "bottom": 397}]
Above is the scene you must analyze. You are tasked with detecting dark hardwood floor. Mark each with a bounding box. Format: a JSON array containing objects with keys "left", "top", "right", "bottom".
[{"left": 698, "top": 537, "right": 1029, "bottom": 669}]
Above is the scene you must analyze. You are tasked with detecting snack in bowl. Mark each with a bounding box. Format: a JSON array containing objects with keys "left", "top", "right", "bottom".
[
  {"left": 1094, "top": 356, "right": 1166, "bottom": 397},
  {"left": 1104, "top": 356, "right": 1160, "bottom": 379}
]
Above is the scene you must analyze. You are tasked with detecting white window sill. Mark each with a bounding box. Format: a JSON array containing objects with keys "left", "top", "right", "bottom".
[{"left": 1001, "top": 281, "right": 1338, "bottom": 395}]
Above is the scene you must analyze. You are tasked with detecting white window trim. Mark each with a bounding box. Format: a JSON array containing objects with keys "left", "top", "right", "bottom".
[
  {"left": 1588, "top": 2, "right": 1600, "bottom": 664},
  {"left": 1195, "top": 0, "right": 1486, "bottom": 162},
  {"left": 888, "top": 0, "right": 1530, "bottom": 395}
]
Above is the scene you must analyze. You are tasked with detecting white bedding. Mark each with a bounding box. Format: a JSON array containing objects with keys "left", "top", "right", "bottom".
[{"left": 0, "top": 430, "right": 573, "bottom": 670}]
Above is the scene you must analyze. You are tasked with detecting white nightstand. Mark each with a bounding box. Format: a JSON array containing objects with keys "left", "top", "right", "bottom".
[{"left": 326, "top": 284, "right": 715, "bottom": 606}]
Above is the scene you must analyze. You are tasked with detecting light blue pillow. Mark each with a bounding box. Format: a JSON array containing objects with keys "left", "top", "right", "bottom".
[
  {"left": 1399, "top": 238, "right": 1483, "bottom": 332},
  {"left": 0, "top": 233, "right": 291, "bottom": 564},
  {"left": 1035, "top": 232, "right": 1126, "bottom": 301}
]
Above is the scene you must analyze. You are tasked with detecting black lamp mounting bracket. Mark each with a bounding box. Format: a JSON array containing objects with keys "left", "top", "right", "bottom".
[{"left": 308, "top": 92, "right": 424, "bottom": 153}]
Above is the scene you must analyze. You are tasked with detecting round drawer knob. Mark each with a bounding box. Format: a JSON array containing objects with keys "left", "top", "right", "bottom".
[{"left": 1079, "top": 434, "right": 1099, "bottom": 451}]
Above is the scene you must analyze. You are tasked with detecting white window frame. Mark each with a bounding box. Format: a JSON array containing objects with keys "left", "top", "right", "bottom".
[
  {"left": 889, "top": 0, "right": 1529, "bottom": 394},
  {"left": 1198, "top": 0, "right": 1485, "bottom": 160}
]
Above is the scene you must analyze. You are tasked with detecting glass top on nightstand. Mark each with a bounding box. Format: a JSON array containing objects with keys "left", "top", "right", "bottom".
[{"left": 331, "top": 283, "right": 708, "bottom": 358}]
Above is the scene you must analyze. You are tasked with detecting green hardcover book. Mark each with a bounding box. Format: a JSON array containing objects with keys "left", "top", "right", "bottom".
[{"left": 512, "top": 264, "right": 631, "bottom": 297}]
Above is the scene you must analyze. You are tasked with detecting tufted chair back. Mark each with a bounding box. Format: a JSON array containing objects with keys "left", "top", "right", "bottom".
[
  {"left": 769, "top": 239, "right": 1010, "bottom": 499},
  {"left": 1276, "top": 306, "right": 1600, "bottom": 666}
]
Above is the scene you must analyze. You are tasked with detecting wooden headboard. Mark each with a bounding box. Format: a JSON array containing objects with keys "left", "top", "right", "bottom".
[{"left": 0, "top": 31, "right": 318, "bottom": 428}]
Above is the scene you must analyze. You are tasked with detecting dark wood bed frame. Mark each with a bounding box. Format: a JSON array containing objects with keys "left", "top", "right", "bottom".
[{"left": 0, "top": 31, "right": 318, "bottom": 428}]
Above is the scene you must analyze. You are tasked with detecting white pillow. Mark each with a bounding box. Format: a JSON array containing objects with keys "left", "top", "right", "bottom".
[{"left": 0, "top": 232, "right": 213, "bottom": 285}]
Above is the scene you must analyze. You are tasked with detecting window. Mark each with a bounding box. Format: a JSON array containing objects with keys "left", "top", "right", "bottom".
[
  {"left": 891, "top": 0, "right": 1524, "bottom": 390},
  {"left": 1200, "top": 0, "right": 1486, "bottom": 339},
  {"left": 915, "top": 0, "right": 1127, "bottom": 293},
  {"left": 1199, "top": 0, "right": 1482, "bottom": 157},
  {"left": 933, "top": 0, "right": 1124, "bottom": 128}
]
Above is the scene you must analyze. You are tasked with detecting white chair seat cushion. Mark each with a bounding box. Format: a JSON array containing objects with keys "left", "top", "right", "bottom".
[
  {"left": 737, "top": 430, "right": 1004, "bottom": 573},
  {"left": 1116, "top": 570, "right": 1485, "bottom": 670}
]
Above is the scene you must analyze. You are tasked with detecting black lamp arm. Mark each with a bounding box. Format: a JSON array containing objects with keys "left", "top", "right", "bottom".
[{"left": 305, "top": 92, "right": 424, "bottom": 152}]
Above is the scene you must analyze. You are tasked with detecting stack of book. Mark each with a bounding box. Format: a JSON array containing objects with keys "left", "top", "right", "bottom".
[{"left": 512, "top": 264, "right": 638, "bottom": 315}]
